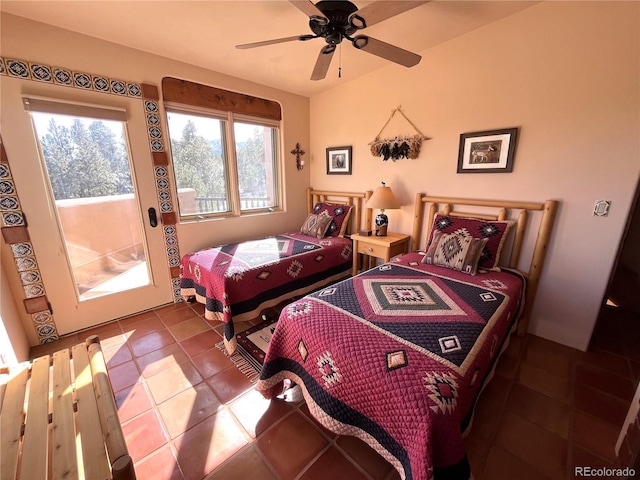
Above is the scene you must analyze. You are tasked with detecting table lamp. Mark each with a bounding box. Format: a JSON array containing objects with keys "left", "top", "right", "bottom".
[{"left": 366, "top": 182, "right": 401, "bottom": 236}]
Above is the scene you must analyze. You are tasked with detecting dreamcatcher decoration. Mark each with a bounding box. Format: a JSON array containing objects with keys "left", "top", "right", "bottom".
[{"left": 369, "top": 106, "right": 430, "bottom": 161}]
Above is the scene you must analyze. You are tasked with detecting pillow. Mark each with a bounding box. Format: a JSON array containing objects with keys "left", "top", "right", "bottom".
[
  {"left": 300, "top": 211, "right": 333, "bottom": 239},
  {"left": 421, "top": 231, "right": 488, "bottom": 275},
  {"left": 312, "top": 202, "right": 353, "bottom": 237},
  {"left": 426, "top": 214, "right": 513, "bottom": 270}
]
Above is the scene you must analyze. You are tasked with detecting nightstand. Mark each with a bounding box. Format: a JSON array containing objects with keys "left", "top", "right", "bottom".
[{"left": 351, "top": 232, "right": 411, "bottom": 276}]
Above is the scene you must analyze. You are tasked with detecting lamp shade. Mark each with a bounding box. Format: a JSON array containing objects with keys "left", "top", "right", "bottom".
[{"left": 366, "top": 184, "right": 401, "bottom": 210}]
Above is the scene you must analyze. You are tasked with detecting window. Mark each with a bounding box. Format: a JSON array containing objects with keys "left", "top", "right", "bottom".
[
  {"left": 166, "top": 109, "right": 279, "bottom": 218},
  {"left": 162, "top": 78, "right": 283, "bottom": 220}
]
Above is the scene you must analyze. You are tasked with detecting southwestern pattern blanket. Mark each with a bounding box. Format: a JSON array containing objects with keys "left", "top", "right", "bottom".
[
  {"left": 180, "top": 233, "right": 352, "bottom": 354},
  {"left": 256, "top": 252, "right": 525, "bottom": 480}
]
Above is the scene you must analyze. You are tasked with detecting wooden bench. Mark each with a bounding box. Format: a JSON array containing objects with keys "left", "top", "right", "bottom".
[{"left": 0, "top": 335, "right": 136, "bottom": 480}]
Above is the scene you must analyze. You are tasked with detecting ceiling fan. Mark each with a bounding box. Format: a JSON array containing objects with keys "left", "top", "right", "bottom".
[{"left": 236, "top": 0, "right": 429, "bottom": 81}]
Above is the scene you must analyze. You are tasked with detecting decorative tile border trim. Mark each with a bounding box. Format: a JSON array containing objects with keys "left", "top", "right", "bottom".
[
  {"left": 1, "top": 57, "right": 184, "bottom": 343},
  {"left": 0, "top": 139, "right": 59, "bottom": 343},
  {"left": 141, "top": 83, "right": 183, "bottom": 303}
]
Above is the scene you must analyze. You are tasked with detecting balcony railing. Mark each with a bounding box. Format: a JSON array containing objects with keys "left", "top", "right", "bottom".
[{"left": 195, "top": 196, "right": 271, "bottom": 212}]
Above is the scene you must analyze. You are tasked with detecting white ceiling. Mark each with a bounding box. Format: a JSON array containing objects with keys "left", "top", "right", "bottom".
[{"left": 1, "top": 1, "right": 538, "bottom": 97}]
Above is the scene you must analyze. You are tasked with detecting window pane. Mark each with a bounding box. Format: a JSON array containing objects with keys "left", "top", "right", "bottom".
[
  {"left": 234, "top": 122, "right": 278, "bottom": 211},
  {"left": 166, "top": 111, "right": 229, "bottom": 215},
  {"left": 31, "top": 112, "right": 150, "bottom": 301}
]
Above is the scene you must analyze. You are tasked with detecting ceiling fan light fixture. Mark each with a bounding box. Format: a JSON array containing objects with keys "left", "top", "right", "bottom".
[
  {"left": 352, "top": 35, "right": 369, "bottom": 50},
  {"left": 321, "top": 45, "right": 336, "bottom": 55},
  {"left": 309, "top": 14, "right": 329, "bottom": 26},
  {"left": 349, "top": 13, "right": 367, "bottom": 30}
]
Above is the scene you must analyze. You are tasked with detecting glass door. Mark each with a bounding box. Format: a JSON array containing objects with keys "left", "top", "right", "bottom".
[{"left": 31, "top": 112, "right": 150, "bottom": 302}]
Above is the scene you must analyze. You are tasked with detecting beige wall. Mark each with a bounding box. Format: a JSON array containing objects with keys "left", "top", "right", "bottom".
[
  {"left": 0, "top": 14, "right": 310, "bottom": 342},
  {"left": 308, "top": 1, "right": 640, "bottom": 351},
  {"left": 1, "top": 263, "right": 30, "bottom": 363}
]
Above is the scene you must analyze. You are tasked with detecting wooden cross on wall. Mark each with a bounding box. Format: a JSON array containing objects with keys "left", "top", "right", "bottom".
[{"left": 291, "top": 143, "right": 305, "bottom": 171}]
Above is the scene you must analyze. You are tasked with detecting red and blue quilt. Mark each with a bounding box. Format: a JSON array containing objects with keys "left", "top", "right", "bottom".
[
  {"left": 180, "top": 233, "right": 352, "bottom": 354},
  {"left": 256, "top": 252, "right": 525, "bottom": 480}
]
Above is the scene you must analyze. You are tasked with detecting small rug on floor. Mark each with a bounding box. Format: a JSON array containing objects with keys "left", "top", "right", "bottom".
[{"left": 216, "top": 317, "right": 278, "bottom": 382}]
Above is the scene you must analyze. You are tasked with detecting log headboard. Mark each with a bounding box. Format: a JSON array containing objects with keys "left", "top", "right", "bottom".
[
  {"left": 412, "top": 193, "right": 558, "bottom": 335},
  {"left": 306, "top": 187, "right": 373, "bottom": 236}
]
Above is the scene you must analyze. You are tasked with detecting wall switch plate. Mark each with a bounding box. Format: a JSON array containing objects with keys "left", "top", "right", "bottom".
[{"left": 594, "top": 200, "right": 611, "bottom": 217}]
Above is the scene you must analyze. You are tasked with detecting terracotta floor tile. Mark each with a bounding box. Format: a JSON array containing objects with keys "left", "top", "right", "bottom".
[
  {"left": 121, "top": 410, "right": 168, "bottom": 463},
  {"left": 147, "top": 362, "right": 203, "bottom": 404},
  {"left": 118, "top": 309, "right": 159, "bottom": 326},
  {"left": 574, "top": 382, "right": 631, "bottom": 427},
  {"left": 516, "top": 362, "right": 572, "bottom": 404},
  {"left": 481, "top": 446, "right": 553, "bottom": 480},
  {"left": 133, "top": 445, "right": 184, "bottom": 480},
  {"left": 207, "top": 366, "right": 254, "bottom": 404},
  {"left": 506, "top": 383, "right": 571, "bottom": 439},
  {"left": 575, "top": 349, "right": 633, "bottom": 379},
  {"left": 180, "top": 331, "right": 221, "bottom": 358},
  {"left": 466, "top": 392, "right": 505, "bottom": 441},
  {"left": 29, "top": 334, "right": 80, "bottom": 359},
  {"left": 159, "top": 306, "right": 202, "bottom": 327},
  {"left": 571, "top": 444, "right": 618, "bottom": 474},
  {"left": 115, "top": 381, "right": 153, "bottom": 423},
  {"left": 158, "top": 382, "right": 223, "bottom": 438},
  {"left": 103, "top": 343, "right": 133, "bottom": 368},
  {"left": 80, "top": 321, "right": 123, "bottom": 342},
  {"left": 572, "top": 410, "right": 620, "bottom": 463},
  {"left": 174, "top": 409, "right": 248, "bottom": 480},
  {"left": 109, "top": 360, "right": 142, "bottom": 393},
  {"left": 129, "top": 329, "right": 176, "bottom": 358},
  {"left": 189, "top": 302, "right": 206, "bottom": 317},
  {"left": 336, "top": 435, "right": 394, "bottom": 480},
  {"left": 135, "top": 342, "right": 189, "bottom": 378},
  {"left": 299, "top": 446, "right": 368, "bottom": 480},
  {"left": 256, "top": 411, "right": 328, "bottom": 480},
  {"left": 170, "top": 317, "right": 210, "bottom": 341},
  {"left": 122, "top": 317, "right": 167, "bottom": 340},
  {"left": 575, "top": 362, "right": 636, "bottom": 402},
  {"left": 192, "top": 346, "right": 234, "bottom": 379},
  {"left": 204, "top": 445, "right": 277, "bottom": 480},
  {"left": 229, "top": 389, "right": 295, "bottom": 438},
  {"left": 154, "top": 301, "right": 191, "bottom": 315},
  {"left": 462, "top": 432, "right": 491, "bottom": 479},
  {"left": 494, "top": 412, "right": 567, "bottom": 479}
]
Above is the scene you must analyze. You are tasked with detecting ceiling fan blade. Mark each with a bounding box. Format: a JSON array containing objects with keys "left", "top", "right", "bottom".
[
  {"left": 311, "top": 46, "right": 335, "bottom": 81},
  {"left": 236, "top": 35, "right": 313, "bottom": 49},
  {"left": 289, "top": 0, "right": 326, "bottom": 20},
  {"left": 352, "top": 35, "right": 421, "bottom": 67},
  {"left": 351, "top": 1, "right": 430, "bottom": 28}
]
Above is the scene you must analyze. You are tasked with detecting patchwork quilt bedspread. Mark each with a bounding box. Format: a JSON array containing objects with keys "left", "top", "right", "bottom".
[
  {"left": 180, "top": 233, "right": 352, "bottom": 354},
  {"left": 256, "top": 252, "right": 525, "bottom": 480}
]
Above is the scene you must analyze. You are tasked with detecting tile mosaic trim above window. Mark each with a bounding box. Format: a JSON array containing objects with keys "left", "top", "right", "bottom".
[{"left": 0, "top": 57, "right": 183, "bottom": 343}]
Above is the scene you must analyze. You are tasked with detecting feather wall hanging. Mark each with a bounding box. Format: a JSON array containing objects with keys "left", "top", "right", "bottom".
[{"left": 369, "top": 106, "right": 430, "bottom": 161}]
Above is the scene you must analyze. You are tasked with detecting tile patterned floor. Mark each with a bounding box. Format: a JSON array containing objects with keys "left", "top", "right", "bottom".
[{"left": 30, "top": 302, "right": 640, "bottom": 480}]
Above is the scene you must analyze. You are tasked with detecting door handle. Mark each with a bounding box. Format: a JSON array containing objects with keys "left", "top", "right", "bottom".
[{"left": 148, "top": 207, "right": 158, "bottom": 227}]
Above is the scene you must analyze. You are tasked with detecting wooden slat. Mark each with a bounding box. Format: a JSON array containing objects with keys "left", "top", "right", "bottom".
[
  {"left": 72, "top": 344, "right": 111, "bottom": 480},
  {"left": 86, "top": 336, "right": 135, "bottom": 480},
  {"left": 1, "top": 365, "right": 29, "bottom": 480},
  {"left": 51, "top": 348, "right": 78, "bottom": 480},
  {"left": 19, "top": 356, "right": 51, "bottom": 480}
]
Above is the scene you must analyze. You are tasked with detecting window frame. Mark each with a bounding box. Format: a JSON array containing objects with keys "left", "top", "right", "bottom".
[{"left": 164, "top": 102, "right": 283, "bottom": 222}]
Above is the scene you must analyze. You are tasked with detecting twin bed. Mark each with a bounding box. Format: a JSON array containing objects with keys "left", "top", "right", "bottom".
[
  {"left": 255, "top": 193, "right": 558, "bottom": 480},
  {"left": 179, "top": 188, "right": 372, "bottom": 354},
  {"left": 179, "top": 188, "right": 558, "bottom": 480}
]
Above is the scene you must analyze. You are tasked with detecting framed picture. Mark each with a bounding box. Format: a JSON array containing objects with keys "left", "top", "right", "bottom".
[
  {"left": 326, "top": 146, "right": 352, "bottom": 175},
  {"left": 457, "top": 128, "right": 519, "bottom": 173}
]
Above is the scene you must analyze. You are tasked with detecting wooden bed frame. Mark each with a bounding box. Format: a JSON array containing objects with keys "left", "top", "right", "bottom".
[
  {"left": 411, "top": 194, "right": 558, "bottom": 335},
  {"left": 306, "top": 187, "right": 373, "bottom": 235}
]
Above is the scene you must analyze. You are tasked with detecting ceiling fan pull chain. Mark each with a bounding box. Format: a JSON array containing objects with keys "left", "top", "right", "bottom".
[{"left": 338, "top": 44, "right": 342, "bottom": 78}]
